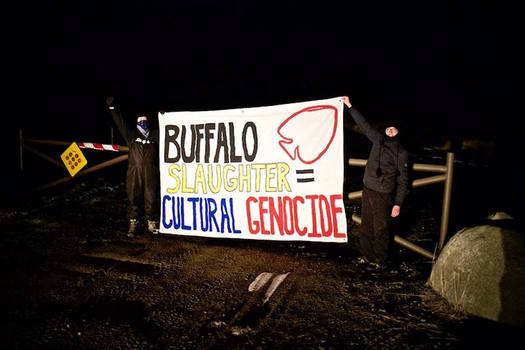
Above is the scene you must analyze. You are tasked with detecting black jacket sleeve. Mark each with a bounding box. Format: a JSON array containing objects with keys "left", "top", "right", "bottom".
[
  {"left": 349, "top": 107, "right": 381, "bottom": 143},
  {"left": 109, "top": 108, "right": 133, "bottom": 144},
  {"left": 394, "top": 149, "right": 409, "bottom": 206}
]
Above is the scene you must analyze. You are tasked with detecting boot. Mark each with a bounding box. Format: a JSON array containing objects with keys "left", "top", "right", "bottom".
[
  {"left": 127, "top": 219, "right": 138, "bottom": 238},
  {"left": 147, "top": 220, "right": 159, "bottom": 234}
]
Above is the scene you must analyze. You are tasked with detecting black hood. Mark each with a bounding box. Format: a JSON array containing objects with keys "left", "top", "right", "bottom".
[{"left": 384, "top": 133, "right": 400, "bottom": 143}]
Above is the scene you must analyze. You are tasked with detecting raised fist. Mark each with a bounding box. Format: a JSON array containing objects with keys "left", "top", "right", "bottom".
[{"left": 105, "top": 96, "right": 114, "bottom": 107}]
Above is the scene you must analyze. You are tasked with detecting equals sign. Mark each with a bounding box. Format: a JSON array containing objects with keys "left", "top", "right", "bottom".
[{"left": 296, "top": 169, "right": 314, "bottom": 183}]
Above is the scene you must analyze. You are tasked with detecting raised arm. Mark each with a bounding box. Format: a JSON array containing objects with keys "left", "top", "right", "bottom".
[
  {"left": 342, "top": 96, "right": 381, "bottom": 142},
  {"left": 106, "top": 96, "right": 132, "bottom": 143}
]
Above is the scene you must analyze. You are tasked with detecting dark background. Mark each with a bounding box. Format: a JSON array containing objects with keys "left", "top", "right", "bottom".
[{"left": 4, "top": 0, "right": 522, "bottom": 219}]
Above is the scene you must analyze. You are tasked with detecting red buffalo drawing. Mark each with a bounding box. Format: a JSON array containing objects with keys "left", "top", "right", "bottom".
[{"left": 277, "top": 105, "right": 338, "bottom": 164}]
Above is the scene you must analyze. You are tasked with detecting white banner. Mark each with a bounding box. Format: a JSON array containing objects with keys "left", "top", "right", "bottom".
[{"left": 159, "top": 97, "right": 347, "bottom": 242}]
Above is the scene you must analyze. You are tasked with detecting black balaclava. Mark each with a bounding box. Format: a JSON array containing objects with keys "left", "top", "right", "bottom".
[
  {"left": 381, "top": 118, "right": 400, "bottom": 143},
  {"left": 385, "top": 128, "right": 399, "bottom": 143}
]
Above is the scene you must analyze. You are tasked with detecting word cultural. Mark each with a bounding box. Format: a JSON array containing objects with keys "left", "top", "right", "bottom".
[{"left": 162, "top": 196, "right": 241, "bottom": 234}]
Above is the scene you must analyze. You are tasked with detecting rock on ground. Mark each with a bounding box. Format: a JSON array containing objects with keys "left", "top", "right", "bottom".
[{"left": 429, "top": 224, "right": 525, "bottom": 327}]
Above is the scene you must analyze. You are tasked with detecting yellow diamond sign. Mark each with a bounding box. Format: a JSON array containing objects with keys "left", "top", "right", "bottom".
[{"left": 61, "top": 142, "right": 87, "bottom": 177}]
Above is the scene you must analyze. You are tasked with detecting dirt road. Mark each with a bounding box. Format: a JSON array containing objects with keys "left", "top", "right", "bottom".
[{"left": 1, "top": 179, "right": 520, "bottom": 349}]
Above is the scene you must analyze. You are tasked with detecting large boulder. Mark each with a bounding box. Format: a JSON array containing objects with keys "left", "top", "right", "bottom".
[{"left": 428, "top": 225, "right": 525, "bottom": 327}]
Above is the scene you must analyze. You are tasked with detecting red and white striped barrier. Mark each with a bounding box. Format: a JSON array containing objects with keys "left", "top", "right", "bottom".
[{"left": 78, "top": 142, "right": 120, "bottom": 152}]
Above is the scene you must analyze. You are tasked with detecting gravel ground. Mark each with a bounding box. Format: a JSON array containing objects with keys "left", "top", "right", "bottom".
[{"left": 1, "top": 178, "right": 522, "bottom": 349}]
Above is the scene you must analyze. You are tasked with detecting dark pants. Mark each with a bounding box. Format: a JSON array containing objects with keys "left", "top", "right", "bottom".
[
  {"left": 127, "top": 165, "right": 159, "bottom": 221},
  {"left": 360, "top": 187, "right": 394, "bottom": 265}
]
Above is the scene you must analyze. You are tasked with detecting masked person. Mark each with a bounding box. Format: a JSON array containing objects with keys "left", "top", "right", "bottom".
[
  {"left": 106, "top": 96, "right": 159, "bottom": 237},
  {"left": 343, "top": 96, "right": 409, "bottom": 267}
]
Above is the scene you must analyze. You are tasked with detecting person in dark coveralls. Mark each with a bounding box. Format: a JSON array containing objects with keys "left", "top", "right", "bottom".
[
  {"left": 105, "top": 96, "right": 159, "bottom": 237},
  {"left": 343, "top": 96, "right": 409, "bottom": 267}
]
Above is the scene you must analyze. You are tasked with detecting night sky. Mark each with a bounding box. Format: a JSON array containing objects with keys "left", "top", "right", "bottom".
[{"left": 5, "top": 1, "right": 522, "bottom": 202}]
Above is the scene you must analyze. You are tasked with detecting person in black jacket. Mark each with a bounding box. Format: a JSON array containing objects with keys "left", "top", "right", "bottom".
[
  {"left": 105, "top": 96, "right": 159, "bottom": 237},
  {"left": 343, "top": 96, "right": 409, "bottom": 267}
]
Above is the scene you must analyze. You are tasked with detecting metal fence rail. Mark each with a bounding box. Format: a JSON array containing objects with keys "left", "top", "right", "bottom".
[
  {"left": 19, "top": 129, "right": 129, "bottom": 191},
  {"left": 348, "top": 152, "right": 454, "bottom": 259},
  {"left": 20, "top": 129, "right": 454, "bottom": 258}
]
